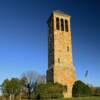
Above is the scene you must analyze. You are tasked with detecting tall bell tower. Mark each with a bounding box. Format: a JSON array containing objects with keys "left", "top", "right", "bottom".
[{"left": 46, "top": 11, "right": 76, "bottom": 98}]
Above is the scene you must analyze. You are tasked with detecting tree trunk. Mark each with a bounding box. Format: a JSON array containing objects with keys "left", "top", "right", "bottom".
[{"left": 9, "top": 94, "right": 11, "bottom": 100}]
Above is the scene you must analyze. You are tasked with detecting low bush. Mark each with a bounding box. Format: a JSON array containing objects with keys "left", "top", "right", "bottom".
[
  {"left": 34, "top": 83, "right": 66, "bottom": 99},
  {"left": 72, "top": 80, "right": 91, "bottom": 97}
]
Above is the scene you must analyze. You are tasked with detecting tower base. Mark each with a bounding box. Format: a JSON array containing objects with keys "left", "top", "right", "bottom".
[{"left": 46, "top": 65, "right": 76, "bottom": 98}]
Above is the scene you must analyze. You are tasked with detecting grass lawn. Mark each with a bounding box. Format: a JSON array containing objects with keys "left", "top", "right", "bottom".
[{"left": 58, "top": 96, "right": 100, "bottom": 100}]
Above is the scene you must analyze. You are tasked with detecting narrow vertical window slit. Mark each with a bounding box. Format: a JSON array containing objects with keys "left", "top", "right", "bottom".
[
  {"left": 61, "top": 19, "right": 64, "bottom": 31},
  {"left": 56, "top": 17, "right": 59, "bottom": 30},
  {"left": 65, "top": 20, "right": 68, "bottom": 32}
]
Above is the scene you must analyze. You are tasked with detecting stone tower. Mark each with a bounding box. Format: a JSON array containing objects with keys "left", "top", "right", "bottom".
[{"left": 46, "top": 11, "right": 76, "bottom": 98}]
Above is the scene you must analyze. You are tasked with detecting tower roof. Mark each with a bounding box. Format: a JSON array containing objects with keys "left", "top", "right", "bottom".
[{"left": 53, "top": 10, "right": 71, "bottom": 17}]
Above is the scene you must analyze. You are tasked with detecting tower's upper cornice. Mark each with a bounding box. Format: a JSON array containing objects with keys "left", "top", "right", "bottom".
[{"left": 53, "top": 10, "right": 70, "bottom": 17}]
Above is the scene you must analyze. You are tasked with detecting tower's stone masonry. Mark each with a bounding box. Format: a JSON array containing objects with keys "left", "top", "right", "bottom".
[{"left": 47, "top": 11, "right": 76, "bottom": 98}]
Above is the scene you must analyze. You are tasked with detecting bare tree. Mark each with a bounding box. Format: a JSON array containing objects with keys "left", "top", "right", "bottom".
[{"left": 20, "top": 70, "right": 46, "bottom": 99}]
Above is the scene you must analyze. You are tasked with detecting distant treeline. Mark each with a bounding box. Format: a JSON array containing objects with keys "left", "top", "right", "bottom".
[{"left": 90, "top": 87, "right": 100, "bottom": 96}]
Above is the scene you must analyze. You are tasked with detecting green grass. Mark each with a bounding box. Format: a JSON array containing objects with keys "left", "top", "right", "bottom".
[
  {"left": 0, "top": 96, "right": 100, "bottom": 100},
  {"left": 58, "top": 97, "right": 100, "bottom": 100}
]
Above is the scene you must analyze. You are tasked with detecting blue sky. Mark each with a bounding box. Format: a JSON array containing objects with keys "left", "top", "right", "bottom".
[{"left": 0, "top": 0, "right": 100, "bottom": 86}]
